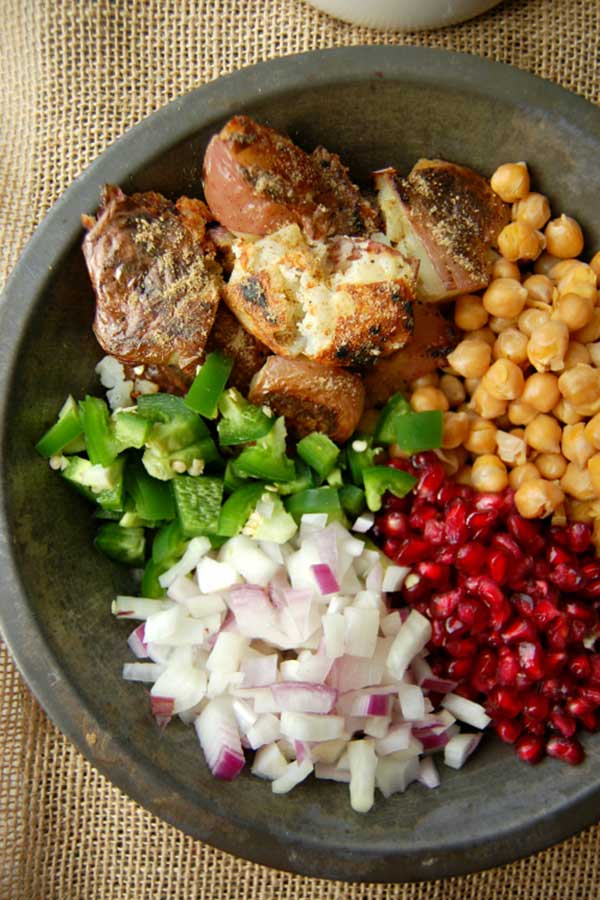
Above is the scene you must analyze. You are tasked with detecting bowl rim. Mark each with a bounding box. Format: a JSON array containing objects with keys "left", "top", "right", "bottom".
[{"left": 1, "top": 45, "right": 600, "bottom": 883}]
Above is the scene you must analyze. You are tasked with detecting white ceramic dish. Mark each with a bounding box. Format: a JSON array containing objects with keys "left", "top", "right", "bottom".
[{"left": 306, "top": 0, "right": 502, "bottom": 30}]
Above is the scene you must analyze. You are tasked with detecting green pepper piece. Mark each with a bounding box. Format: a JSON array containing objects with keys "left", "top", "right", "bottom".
[
  {"left": 141, "top": 558, "right": 167, "bottom": 598},
  {"left": 94, "top": 523, "right": 146, "bottom": 566},
  {"left": 113, "top": 410, "right": 152, "bottom": 451},
  {"left": 61, "top": 455, "right": 125, "bottom": 511},
  {"left": 172, "top": 475, "right": 223, "bottom": 537},
  {"left": 217, "top": 387, "right": 274, "bottom": 446},
  {"left": 363, "top": 465, "right": 417, "bottom": 512},
  {"left": 394, "top": 410, "right": 443, "bottom": 453},
  {"left": 142, "top": 435, "right": 221, "bottom": 481},
  {"left": 296, "top": 432, "right": 340, "bottom": 479},
  {"left": 79, "top": 396, "right": 118, "bottom": 467},
  {"left": 374, "top": 393, "right": 411, "bottom": 445},
  {"left": 35, "top": 396, "right": 83, "bottom": 458},
  {"left": 94, "top": 507, "right": 122, "bottom": 521},
  {"left": 273, "top": 459, "right": 315, "bottom": 496},
  {"left": 346, "top": 436, "right": 378, "bottom": 486},
  {"left": 126, "top": 458, "right": 175, "bottom": 522},
  {"left": 152, "top": 519, "right": 188, "bottom": 566},
  {"left": 286, "top": 486, "right": 341, "bottom": 521},
  {"left": 339, "top": 483, "right": 366, "bottom": 518},
  {"left": 136, "top": 393, "right": 199, "bottom": 424},
  {"left": 326, "top": 467, "right": 343, "bottom": 488},
  {"left": 234, "top": 417, "right": 296, "bottom": 483},
  {"left": 224, "top": 459, "right": 247, "bottom": 493},
  {"left": 185, "top": 352, "right": 234, "bottom": 418},
  {"left": 218, "top": 482, "right": 266, "bottom": 537}
]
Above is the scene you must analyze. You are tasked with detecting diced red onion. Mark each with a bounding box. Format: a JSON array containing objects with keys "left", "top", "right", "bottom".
[
  {"left": 280, "top": 711, "right": 345, "bottom": 742},
  {"left": 421, "top": 677, "right": 459, "bottom": 694},
  {"left": 220, "top": 535, "right": 281, "bottom": 587},
  {"left": 112, "top": 596, "right": 173, "bottom": 620},
  {"left": 311, "top": 564, "right": 340, "bottom": 596},
  {"left": 381, "top": 564, "right": 410, "bottom": 593},
  {"left": 151, "top": 664, "right": 207, "bottom": 714},
  {"left": 387, "top": 610, "right": 432, "bottom": 680},
  {"left": 127, "top": 623, "right": 148, "bottom": 659},
  {"left": 150, "top": 695, "right": 174, "bottom": 729},
  {"left": 159, "top": 537, "right": 211, "bottom": 588},
  {"left": 375, "top": 723, "right": 412, "bottom": 756},
  {"left": 352, "top": 512, "right": 374, "bottom": 534},
  {"left": 343, "top": 607, "right": 379, "bottom": 658},
  {"left": 418, "top": 756, "right": 441, "bottom": 789},
  {"left": 232, "top": 698, "right": 258, "bottom": 733},
  {"left": 196, "top": 557, "right": 241, "bottom": 593},
  {"left": 398, "top": 683, "right": 426, "bottom": 721},
  {"left": 167, "top": 574, "right": 200, "bottom": 602},
  {"left": 240, "top": 653, "right": 278, "bottom": 687},
  {"left": 251, "top": 743, "right": 289, "bottom": 780},
  {"left": 314, "top": 763, "right": 351, "bottom": 783},
  {"left": 271, "top": 682, "right": 337, "bottom": 714},
  {"left": 194, "top": 697, "right": 245, "bottom": 780},
  {"left": 376, "top": 755, "right": 420, "bottom": 798},
  {"left": 413, "top": 729, "right": 450, "bottom": 751},
  {"left": 122, "top": 662, "right": 163, "bottom": 682},
  {"left": 441, "top": 693, "right": 491, "bottom": 730},
  {"left": 271, "top": 759, "right": 314, "bottom": 794},
  {"left": 444, "top": 733, "right": 482, "bottom": 770},
  {"left": 322, "top": 612, "right": 345, "bottom": 659},
  {"left": 348, "top": 739, "right": 377, "bottom": 813},
  {"left": 206, "top": 632, "right": 248, "bottom": 674},
  {"left": 246, "top": 713, "right": 281, "bottom": 749}
]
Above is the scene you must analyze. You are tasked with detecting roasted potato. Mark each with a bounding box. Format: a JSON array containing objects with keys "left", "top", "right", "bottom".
[
  {"left": 224, "top": 224, "right": 417, "bottom": 367},
  {"left": 375, "top": 161, "right": 509, "bottom": 302},
  {"left": 206, "top": 304, "right": 271, "bottom": 393},
  {"left": 249, "top": 356, "right": 365, "bottom": 442},
  {"left": 83, "top": 186, "right": 222, "bottom": 377},
  {"left": 202, "top": 115, "right": 378, "bottom": 239}
]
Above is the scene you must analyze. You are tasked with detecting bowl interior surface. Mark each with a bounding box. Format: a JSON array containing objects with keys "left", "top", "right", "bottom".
[{"left": 2, "top": 48, "right": 600, "bottom": 883}]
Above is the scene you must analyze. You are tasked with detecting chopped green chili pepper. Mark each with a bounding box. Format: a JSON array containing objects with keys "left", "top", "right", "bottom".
[
  {"left": 113, "top": 410, "right": 151, "bottom": 451},
  {"left": 224, "top": 459, "right": 247, "bottom": 493},
  {"left": 152, "top": 519, "right": 188, "bottom": 566},
  {"left": 394, "top": 410, "right": 443, "bottom": 453},
  {"left": 326, "top": 467, "right": 343, "bottom": 488},
  {"left": 374, "top": 393, "right": 411, "bottom": 445},
  {"left": 286, "top": 486, "right": 341, "bottom": 521},
  {"left": 218, "top": 482, "right": 266, "bottom": 537},
  {"left": 126, "top": 458, "right": 175, "bottom": 522},
  {"left": 171, "top": 475, "right": 223, "bottom": 537},
  {"left": 346, "top": 436, "right": 378, "bottom": 486},
  {"left": 339, "top": 483, "right": 366, "bottom": 518},
  {"left": 363, "top": 465, "right": 417, "bottom": 512},
  {"left": 136, "top": 393, "right": 199, "bottom": 424},
  {"left": 35, "top": 396, "right": 83, "bottom": 458},
  {"left": 217, "top": 387, "right": 273, "bottom": 446},
  {"left": 79, "top": 396, "right": 118, "bottom": 467},
  {"left": 185, "top": 352, "right": 234, "bottom": 418},
  {"left": 141, "top": 557, "right": 167, "bottom": 598},
  {"left": 61, "top": 455, "right": 125, "bottom": 511},
  {"left": 234, "top": 417, "right": 296, "bottom": 483},
  {"left": 296, "top": 432, "right": 340, "bottom": 479},
  {"left": 243, "top": 493, "right": 297, "bottom": 543},
  {"left": 94, "top": 523, "right": 146, "bottom": 566},
  {"left": 272, "top": 459, "right": 315, "bottom": 496},
  {"left": 142, "top": 435, "right": 221, "bottom": 481}
]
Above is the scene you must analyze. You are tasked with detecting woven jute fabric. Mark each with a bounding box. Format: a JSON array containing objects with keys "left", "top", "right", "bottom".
[{"left": 2, "top": 1, "right": 600, "bottom": 897}]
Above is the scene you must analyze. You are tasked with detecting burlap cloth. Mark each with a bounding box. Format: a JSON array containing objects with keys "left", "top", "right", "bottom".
[{"left": 2, "top": 1, "right": 600, "bottom": 897}]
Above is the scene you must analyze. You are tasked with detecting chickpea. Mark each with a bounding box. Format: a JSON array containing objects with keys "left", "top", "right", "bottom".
[
  {"left": 439, "top": 447, "right": 468, "bottom": 476},
  {"left": 556, "top": 263, "right": 597, "bottom": 302},
  {"left": 574, "top": 309, "right": 600, "bottom": 344},
  {"left": 584, "top": 413, "right": 600, "bottom": 450},
  {"left": 411, "top": 372, "right": 440, "bottom": 390},
  {"left": 492, "top": 258, "right": 521, "bottom": 281},
  {"left": 455, "top": 465, "right": 473, "bottom": 486},
  {"left": 521, "top": 372, "right": 561, "bottom": 413},
  {"left": 588, "top": 455, "right": 600, "bottom": 497},
  {"left": 483, "top": 278, "right": 527, "bottom": 318},
  {"left": 587, "top": 342, "right": 600, "bottom": 367},
  {"left": 564, "top": 341, "right": 592, "bottom": 369},
  {"left": 471, "top": 454, "right": 509, "bottom": 492},
  {"left": 545, "top": 215, "right": 585, "bottom": 259},
  {"left": 454, "top": 294, "right": 488, "bottom": 331},
  {"left": 439, "top": 374, "right": 466, "bottom": 408},
  {"left": 565, "top": 499, "right": 597, "bottom": 523},
  {"left": 442, "top": 411, "right": 471, "bottom": 449},
  {"left": 514, "top": 478, "right": 564, "bottom": 518},
  {"left": 496, "top": 430, "right": 527, "bottom": 466},
  {"left": 518, "top": 307, "right": 551, "bottom": 337},
  {"left": 482, "top": 358, "right": 525, "bottom": 400},
  {"left": 510, "top": 427, "right": 525, "bottom": 440},
  {"left": 471, "top": 383, "right": 508, "bottom": 419},
  {"left": 591, "top": 250, "right": 600, "bottom": 285},
  {"left": 552, "top": 293, "right": 594, "bottom": 332},
  {"left": 523, "top": 273, "right": 555, "bottom": 305},
  {"left": 488, "top": 316, "right": 520, "bottom": 335},
  {"left": 553, "top": 398, "right": 583, "bottom": 425},
  {"left": 463, "top": 327, "right": 497, "bottom": 347},
  {"left": 464, "top": 417, "right": 498, "bottom": 454},
  {"left": 534, "top": 252, "right": 561, "bottom": 277},
  {"left": 410, "top": 386, "right": 449, "bottom": 413},
  {"left": 527, "top": 320, "right": 569, "bottom": 372},
  {"left": 498, "top": 221, "right": 544, "bottom": 263},
  {"left": 490, "top": 162, "right": 530, "bottom": 203},
  {"left": 535, "top": 452, "right": 567, "bottom": 480},
  {"left": 464, "top": 377, "right": 481, "bottom": 396},
  {"left": 446, "top": 339, "right": 492, "bottom": 379},
  {"left": 551, "top": 504, "right": 568, "bottom": 528},
  {"left": 562, "top": 423, "right": 595, "bottom": 468},
  {"left": 512, "top": 192, "right": 551, "bottom": 230},
  {"left": 509, "top": 462, "right": 540, "bottom": 490},
  {"left": 492, "top": 329, "right": 529, "bottom": 366},
  {"left": 524, "top": 414, "right": 562, "bottom": 454},
  {"left": 561, "top": 462, "right": 596, "bottom": 501},
  {"left": 557, "top": 364, "right": 600, "bottom": 416},
  {"left": 549, "top": 259, "right": 581, "bottom": 282},
  {"left": 508, "top": 399, "right": 538, "bottom": 426}
]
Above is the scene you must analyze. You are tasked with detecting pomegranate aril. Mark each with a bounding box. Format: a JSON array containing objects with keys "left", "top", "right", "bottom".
[
  {"left": 491, "top": 533, "right": 522, "bottom": 559},
  {"left": 416, "top": 561, "right": 449, "bottom": 588},
  {"left": 488, "top": 550, "right": 510, "bottom": 585},
  {"left": 423, "top": 519, "right": 445, "bottom": 545},
  {"left": 569, "top": 619, "right": 587, "bottom": 644},
  {"left": 522, "top": 715, "right": 545, "bottom": 736},
  {"left": 409, "top": 504, "right": 437, "bottom": 530},
  {"left": 495, "top": 718, "right": 522, "bottom": 744},
  {"left": 507, "top": 514, "right": 545, "bottom": 555},
  {"left": 393, "top": 538, "right": 431, "bottom": 565},
  {"left": 430, "top": 619, "right": 447, "bottom": 647},
  {"left": 379, "top": 511, "right": 409, "bottom": 539},
  {"left": 549, "top": 564, "right": 585, "bottom": 593},
  {"left": 445, "top": 615, "right": 469, "bottom": 637},
  {"left": 532, "top": 598, "right": 561, "bottom": 629},
  {"left": 545, "top": 652, "right": 568, "bottom": 675},
  {"left": 401, "top": 574, "right": 428, "bottom": 604},
  {"left": 580, "top": 685, "right": 600, "bottom": 708},
  {"left": 584, "top": 580, "right": 600, "bottom": 599},
  {"left": 516, "top": 734, "right": 545, "bottom": 764},
  {"left": 550, "top": 708, "right": 577, "bottom": 737},
  {"left": 434, "top": 546, "right": 456, "bottom": 565},
  {"left": 497, "top": 648, "right": 520, "bottom": 686},
  {"left": 430, "top": 590, "right": 461, "bottom": 620},
  {"left": 487, "top": 686, "right": 523, "bottom": 718},
  {"left": 464, "top": 575, "right": 505, "bottom": 608},
  {"left": 382, "top": 494, "right": 410, "bottom": 513},
  {"left": 415, "top": 462, "right": 446, "bottom": 500},
  {"left": 547, "top": 616, "right": 569, "bottom": 651},
  {"left": 488, "top": 599, "right": 513, "bottom": 632},
  {"left": 564, "top": 601, "right": 595, "bottom": 623},
  {"left": 445, "top": 500, "right": 470, "bottom": 545},
  {"left": 546, "top": 735, "right": 584, "bottom": 765},
  {"left": 473, "top": 490, "right": 511, "bottom": 515},
  {"left": 518, "top": 642, "right": 545, "bottom": 680},
  {"left": 386, "top": 458, "right": 415, "bottom": 475},
  {"left": 547, "top": 544, "right": 573, "bottom": 567},
  {"left": 471, "top": 650, "right": 498, "bottom": 693},
  {"left": 522, "top": 692, "right": 550, "bottom": 720},
  {"left": 582, "top": 560, "right": 600, "bottom": 580},
  {"left": 513, "top": 593, "right": 535, "bottom": 619},
  {"left": 579, "top": 711, "right": 599, "bottom": 732},
  {"left": 565, "top": 696, "right": 594, "bottom": 718},
  {"left": 446, "top": 657, "right": 474, "bottom": 680},
  {"left": 502, "top": 618, "right": 538, "bottom": 644},
  {"left": 452, "top": 681, "right": 479, "bottom": 700},
  {"left": 533, "top": 560, "right": 551, "bottom": 581},
  {"left": 455, "top": 542, "right": 487, "bottom": 575},
  {"left": 466, "top": 510, "right": 497, "bottom": 539},
  {"left": 383, "top": 538, "right": 403, "bottom": 560},
  {"left": 446, "top": 637, "right": 478, "bottom": 658},
  {"left": 565, "top": 522, "right": 592, "bottom": 554},
  {"left": 457, "top": 598, "right": 488, "bottom": 633}
]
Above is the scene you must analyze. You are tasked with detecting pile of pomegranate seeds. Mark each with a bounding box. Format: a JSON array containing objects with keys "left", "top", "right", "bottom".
[{"left": 374, "top": 452, "right": 600, "bottom": 766}]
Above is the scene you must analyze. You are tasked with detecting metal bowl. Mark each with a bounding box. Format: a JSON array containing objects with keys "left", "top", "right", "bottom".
[{"left": 1, "top": 47, "right": 600, "bottom": 883}]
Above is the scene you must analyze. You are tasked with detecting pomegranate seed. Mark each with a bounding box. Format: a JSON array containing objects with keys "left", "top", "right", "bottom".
[
  {"left": 401, "top": 574, "right": 428, "bottom": 604},
  {"left": 464, "top": 575, "right": 505, "bottom": 608},
  {"left": 386, "top": 458, "right": 414, "bottom": 474},
  {"left": 550, "top": 708, "right": 577, "bottom": 737},
  {"left": 495, "top": 718, "right": 522, "bottom": 743},
  {"left": 565, "top": 696, "right": 594, "bottom": 718},
  {"left": 565, "top": 522, "right": 592, "bottom": 554},
  {"left": 471, "top": 650, "right": 498, "bottom": 693},
  {"left": 512, "top": 593, "right": 535, "bottom": 619},
  {"left": 579, "top": 711, "right": 599, "bottom": 732},
  {"left": 547, "top": 616, "right": 570, "bottom": 651},
  {"left": 569, "top": 619, "right": 587, "bottom": 644},
  {"left": 382, "top": 494, "right": 410, "bottom": 513},
  {"left": 491, "top": 533, "right": 522, "bottom": 559},
  {"left": 497, "top": 648, "right": 520, "bottom": 685},
  {"left": 516, "top": 734, "right": 545, "bottom": 764},
  {"left": 545, "top": 652, "right": 568, "bottom": 674},
  {"left": 430, "top": 619, "right": 447, "bottom": 647},
  {"left": 487, "top": 550, "right": 510, "bottom": 585},
  {"left": 436, "top": 482, "right": 458, "bottom": 507},
  {"left": 447, "top": 658, "right": 474, "bottom": 680},
  {"left": 547, "top": 544, "right": 573, "bottom": 567},
  {"left": 522, "top": 714, "right": 545, "bottom": 735},
  {"left": 532, "top": 598, "right": 561, "bottom": 629},
  {"left": 434, "top": 546, "right": 456, "bottom": 564},
  {"left": 546, "top": 735, "right": 584, "bottom": 765},
  {"left": 487, "top": 686, "right": 523, "bottom": 718},
  {"left": 416, "top": 561, "right": 450, "bottom": 588},
  {"left": 488, "top": 599, "right": 513, "bottom": 631},
  {"left": 564, "top": 601, "right": 595, "bottom": 623},
  {"left": 415, "top": 462, "right": 446, "bottom": 500},
  {"left": 582, "top": 560, "right": 600, "bottom": 580},
  {"left": 455, "top": 542, "right": 487, "bottom": 575},
  {"left": 393, "top": 538, "right": 431, "bottom": 565},
  {"left": 382, "top": 538, "right": 403, "bottom": 559},
  {"left": 466, "top": 510, "right": 497, "bottom": 540},
  {"left": 518, "top": 642, "right": 545, "bottom": 680},
  {"left": 522, "top": 692, "right": 550, "bottom": 720},
  {"left": 533, "top": 560, "right": 551, "bottom": 580},
  {"left": 445, "top": 500, "right": 470, "bottom": 545},
  {"left": 423, "top": 519, "right": 445, "bottom": 545},
  {"left": 580, "top": 685, "right": 600, "bottom": 708},
  {"left": 446, "top": 637, "right": 478, "bottom": 658},
  {"left": 430, "top": 590, "right": 461, "bottom": 619},
  {"left": 502, "top": 618, "right": 538, "bottom": 644},
  {"left": 409, "top": 504, "right": 437, "bottom": 530},
  {"left": 549, "top": 526, "right": 569, "bottom": 546},
  {"left": 549, "top": 564, "right": 585, "bottom": 593},
  {"left": 584, "top": 580, "right": 600, "bottom": 599},
  {"left": 507, "top": 514, "right": 545, "bottom": 555},
  {"left": 379, "top": 511, "right": 409, "bottom": 539},
  {"left": 452, "top": 680, "right": 478, "bottom": 700},
  {"left": 411, "top": 451, "right": 438, "bottom": 472},
  {"left": 445, "top": 615, "right": 469, "bottom": 637}
]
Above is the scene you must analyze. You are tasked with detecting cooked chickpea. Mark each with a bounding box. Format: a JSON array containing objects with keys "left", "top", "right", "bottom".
[
  {"left": 549, "top": 259, "right": 581, "bottom": 281},
  {"left": 512, "top": 192, "right": 551, "bottom": 230},
  {"left": 587, "top": 454, "right": 600, "bottom": 497},
  {"left": 446, "top": 339, "right": 492, "bottom": 379},
  {"left": 518, "top": 307, "right": 551, "bottom": 337},
  {"left": 535, "top": 452, "right": 568, "bottom": 480},
  {"left": 523, "top": 273, "right": 555, "bottom": 305},
  {"left": 521, "top": 372, "right": 561, "bottom": 413},
  {"left": 553, "top": 398, "right": 583, "bottom": 425},
  {"left": 509, "top": 462, "right": 540, "bottom": 490},
  {"left": 524, "top": 414, "right": 562, "bottom": 453},
  {"left": 488, "top": 316, "right": 520, "bottom": 335},
  {"left": 545, "top": 215, "right": 585, "bottom": 259},
  {"left": 411, "top": 372, "right": 440, "bottom": 390},
  {"left": 464, "top": 377, "right": 481, "bottom": 396},
  {"left": 508, "top": 399, "right": 538, "bottom": 426},
  {"left": 566, "top": 499, "right": 597, "bottom": 523},
  {"left": 534, "top": 252, "right": 561, "bottom": 277},
  {"left": 514, "top": 478, "right": 564, "bottom": 518},
  {"left": 574, "top": 309, "right": 600, "bottom": 344},
  {"left": 561, "top": 423, "right": 595, "bottom": 468},
  {"left": 471, "top": 383, "right": 508, "bottom": 419},
  {"left": 410, "top": 386, "right": 449, "bottom": 413},
  {"left": 558, "top": 364, "right": 600, "bottom": 416},
  {"left": 510, "top": 427, "right": 525, "bottom": 440},
  {"left": 471, "top": 454, "right": 509, "bottom": 492},
  {"left": 439, "top": 447, "right": 467, "bottom": 476},
  {"left": 552, "top": 293, "right": 594, "bottom": 332},
  {"left": 496, "top": 430, "right": 527, "bottom": 466},
  {"left": 561, "top": 462, "right": 596, "bottom": 501},
  {"left": 439, "top": 374, "right": 466, "bottom": 408},
  {"left": 591, "top": 251, "right": 600, "bottom": 285},
  {"left": 464, "top": 416, "right": 498, "bottom": 454},
  {"left": 584, "top": 413, "right": 600, "bottom": 449},
  {"left": 527, "top": 320, "right": 569, "bottom": 372},
  {"left": 498, "top": 221, "right": 544, "bottom": 263},
  {"left": 455, "top": 465, "right": 473, "bottom": 486},
  {"left": 442, "top": 411, "right": 471, "bottom": 449},
  {"left": 490, "top": 162, "right": 530, "bottom": 203},
  {"left": 492, "top": 258, "right": 521, "bottom": 281},
  {"left": 463, "top": 327, "right": 497, "bottom": 347},
  {"left": 586, "top": 342, "right": 600, "bottom": 367},
  {"left": 493, "top": 329, "right": 529, "bottom": 365},
  {"left": 482, "top": 358, "right": 525, "bottom": 401},
  {"left": 454, "top": 294, "right": 488, "bottom": 331},
  {"left": 556, "top": 263, "right": 597, "bottom": 302},
  {"left": 564, "top": 341, "right": 592, "bottom": 369},
  {"left": 483, "top": 278, "right": 527, "bottom": 318}
]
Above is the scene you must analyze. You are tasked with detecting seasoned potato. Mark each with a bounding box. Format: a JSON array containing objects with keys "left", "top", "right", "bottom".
[
  {"left": 83, "top": 186, "right": 222, "bottom": 377},
  {"left": 249, "top": 356, "right": 365, "bottom": 442},
  {"left": 202, "top": 115, "right": 378, "bottom": 239},
  {"left": 224, "top": 224, "right": 417, "bottom": 367},
  {"left": 206, "top": 304, "right": 271, "bottom": 393},
  {"left": 375, "top": 161, "right": 509, "bottom": 302}
]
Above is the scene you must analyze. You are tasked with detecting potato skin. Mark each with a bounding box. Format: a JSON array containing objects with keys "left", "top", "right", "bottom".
[
  {"left": 83, "top": 186, "right": 222, "bottom": 377},
  {"left": 202, "top": 115, "right": 378, "bottom": 239},
  {"left": 205, "top": 304, "right": 271, "bottom": 393},
  {"left": 249, "top": 356, "right": 365, "bottom": 443}
]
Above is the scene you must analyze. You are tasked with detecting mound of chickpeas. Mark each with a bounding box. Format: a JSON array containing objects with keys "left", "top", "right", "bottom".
[{"left": 405, "top": 161, "right": 600, "bottom": 535}]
